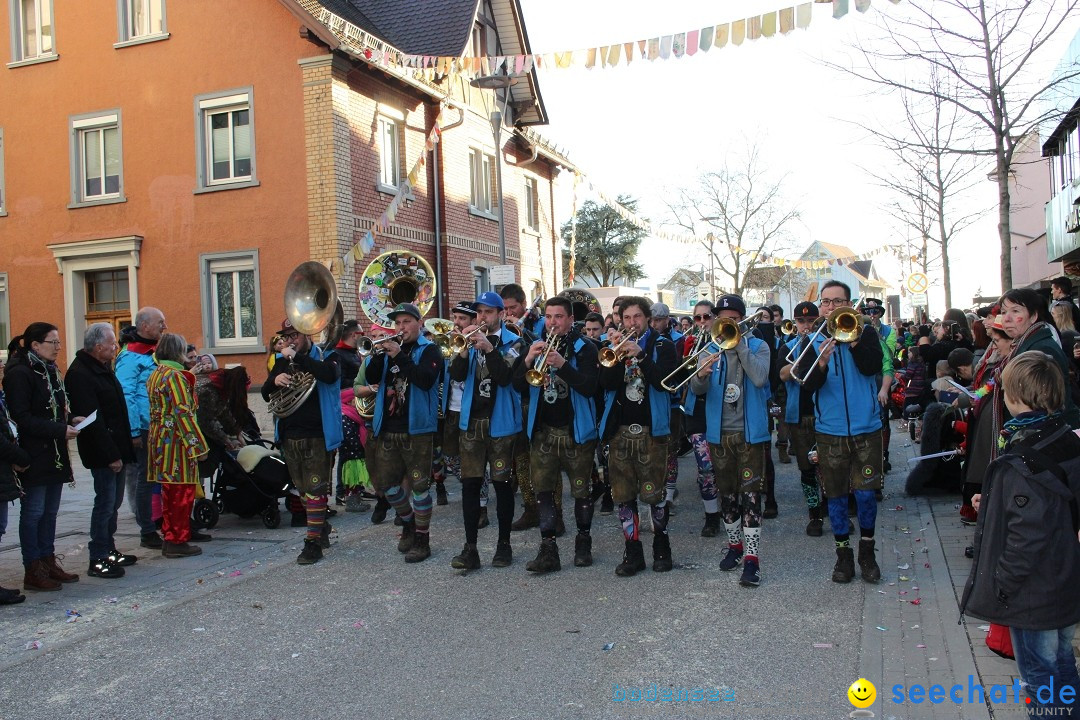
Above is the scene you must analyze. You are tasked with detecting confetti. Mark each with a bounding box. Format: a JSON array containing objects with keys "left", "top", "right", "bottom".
[
  {"left": 877, "top": 590, "right": 887, "bottom": 594},
  {"left": 389, "top": 589, "right": 402, "bottom": 595},
  {"left": 899, "top": 575, "right": 910, "bottom": 581},
  {"left": 291, "top": 653, "right": 300, "bottom": 658},
  {"left": 898, "top": 564, "right": 910, "bottom": 570},
  {"left": 978, "top": 625, "right": 990, "bottom": 632},
  {"left": 900, "top": 591, "right": 908, "bottom": 596},
  {"left": 193, "top": 628, "right": 206, "bottom": 632},
  {"left": 603, "top": 642, "right": 616, "bottom": 651},
  {"left": 65, "top": 610, "right": 81, "bottom": 622},
  {"left": 229, "top": 570, "right": 243, "bottom": 577},
  {"left": 917, "top": 644, "right": 927, "bottom": 648},
  {"left": 103, "top": 597, "right": 118, "bottom": 604},
  {"left": 930, "top": 657, "right": 938, "bottom": 661},
  {"left": 24, "top": 640, "right": 42, "bottom": 650},
  {"left": 893, "top": 505, "right": 904, "bottom": 511},
  {"left": 352, "top": 620, "right": 366, "bottom": 629},
  {"left": 813, "top": 643, "right": 833, "bottom": 648},
  {"left": 876, "top": 626, "right": 888, "bottom": 632},
  {"left": 911, "top": 625, "right": 920, "bottom": 629},
  {"left": 910, "top": 599, "right": 922, "bottom": 605}
]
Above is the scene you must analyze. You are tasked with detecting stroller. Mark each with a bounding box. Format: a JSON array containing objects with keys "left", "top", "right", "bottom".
[{"left": 192, "top": 440, "right": 293, "bottom": 530}]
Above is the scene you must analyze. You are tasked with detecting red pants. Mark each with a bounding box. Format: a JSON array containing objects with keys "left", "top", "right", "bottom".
[{"left": 160, "top": 483, "right": 195, "bottom": 544}]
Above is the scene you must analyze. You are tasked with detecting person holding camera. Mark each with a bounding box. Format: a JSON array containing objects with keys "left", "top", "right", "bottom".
[{"left": 921, "top": 309, "right": 974, "bottom": 385}]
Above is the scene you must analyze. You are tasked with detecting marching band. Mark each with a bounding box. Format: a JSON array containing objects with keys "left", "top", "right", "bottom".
[{"left": 269, "top": 252, "right": 895, "bottom": 586}]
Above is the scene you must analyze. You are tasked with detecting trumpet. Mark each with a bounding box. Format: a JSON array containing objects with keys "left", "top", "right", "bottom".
[
  {"left": 525, "top": 334, "right": 564, "bottom": 386},
  {"left": 714, "top": 309, "right": 770, "bottom": 351},
  {"left": 357, "top": 332, "right": 404, "bottom": 357},
  {"left": 784, "top": 317, "right": 827, "bottom": 364},
  {"left": 449, "top": 322, "right": 489, "bottom": 353},
  {"left": 780, "top": 319, "right": 795, "bottom": 336},
  {"left": 599, "top": 330, "right": 639, "bottom": 367},
  {"left": 660, "top": 329, "right": 717, "bottom": 392}
]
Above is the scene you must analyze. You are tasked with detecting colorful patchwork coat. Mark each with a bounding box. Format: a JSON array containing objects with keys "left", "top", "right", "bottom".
[{"left": 148, "top": 360, "right": 208, "bottom": 485}]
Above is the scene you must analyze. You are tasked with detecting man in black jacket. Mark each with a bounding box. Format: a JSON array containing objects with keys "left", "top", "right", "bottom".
[
  {"left": 961, "top": 352, "right": 1080, "bottom": 711},
  {"left": 67, "top": 323, "right": 137, "bottom": 579}
]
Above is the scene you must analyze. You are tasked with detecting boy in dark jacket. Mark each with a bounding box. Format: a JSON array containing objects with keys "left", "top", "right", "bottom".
[{"left": 961, "top": 351, "right": 1080, "bottom": 712}]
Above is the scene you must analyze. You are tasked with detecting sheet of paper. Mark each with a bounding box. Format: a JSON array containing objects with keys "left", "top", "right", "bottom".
[{"left": 73, "top": 410, "right": 97, "bottom": 431}]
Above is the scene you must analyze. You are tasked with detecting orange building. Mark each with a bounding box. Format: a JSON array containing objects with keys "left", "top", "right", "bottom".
[{"left": 0, "top": 0, "right": 568, "bottom": 378}]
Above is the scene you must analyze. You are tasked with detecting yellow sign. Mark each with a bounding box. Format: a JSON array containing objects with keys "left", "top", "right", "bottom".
[{"left": 906, "top": 273, "right": 928, "bottom": 293}]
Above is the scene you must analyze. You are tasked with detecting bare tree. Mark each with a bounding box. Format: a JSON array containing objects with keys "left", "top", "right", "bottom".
[
  {"left": 825, "top": 0, "right": 1080, "bottom": 291},
  {"left": 863, "top": 70, "right": 985, "bottom": 307},
  {"left": 665, "top": 146, "right": 801, "bottom": 297}
]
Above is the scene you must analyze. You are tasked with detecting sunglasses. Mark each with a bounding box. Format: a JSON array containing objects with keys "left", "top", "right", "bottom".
[{"left": 693, "top": 314, "right": 713, "bottom": 321}]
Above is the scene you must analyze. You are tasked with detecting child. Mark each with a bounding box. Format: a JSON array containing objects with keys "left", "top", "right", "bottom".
[
  {"left": 960, "top": 351, "right": 1080, "bottom": 712},
  {"left": 931, "top": 359, "right": 960, "bottom": 404},
  {"left": 902, "top": 346, "right": 929, "bottom": 410}
]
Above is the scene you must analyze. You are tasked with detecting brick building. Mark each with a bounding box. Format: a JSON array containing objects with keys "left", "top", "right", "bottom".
[{"left": 0, "top": 0, "right": 568, "bottom": 377}]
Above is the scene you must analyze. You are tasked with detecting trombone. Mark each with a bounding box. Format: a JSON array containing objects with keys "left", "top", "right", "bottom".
[
  {"left": 660, "top": 328, "right": 718, "bottom": 392},
  {"left": 357, "top": 332, "right": 404, "bottom": 357},
  {"left": 525, "top": 334, "right": 564, "bottom": 386},
  {"left": 780, "top": 319, "right": 795, "bottom": 336},
  {"left": 598, "top": 330, "right": 639, "bottom": 367},
  {"left": 786, "top": 306, "right": 867, "bottom": 384},
  {"left": 784, "top": 316, "right": 827, "bottom": 364},
  {"left": 714, "top": 309, "right": 770, "bottom": 351},
  {"left": 449, "top": 322, "right": 489, "bottom": 353}
]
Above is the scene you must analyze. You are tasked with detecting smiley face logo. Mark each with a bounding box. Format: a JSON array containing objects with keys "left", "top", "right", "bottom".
[{"left": 847, "top": 678, "right": 876, "bottom": 709}]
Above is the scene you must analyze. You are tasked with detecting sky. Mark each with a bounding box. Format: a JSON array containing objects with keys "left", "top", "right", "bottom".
[{"left": 516, "top": 0, "right": 1080, "bottom": 314}]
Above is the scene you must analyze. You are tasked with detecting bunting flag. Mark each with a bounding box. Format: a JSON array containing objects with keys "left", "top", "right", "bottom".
[{"left": 375, "top": 0, "right": 903, "bottom": 74}]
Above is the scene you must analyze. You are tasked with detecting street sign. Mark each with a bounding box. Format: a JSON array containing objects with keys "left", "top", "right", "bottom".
[
  {"left": 906, "top": 273, "right": 929, "bottom": 293},
  {"left": 909, "top": 292, "right": 928, "bottom": 306},
  {"left": 490, "top": 264, "right": 516, "bottom": 286}
]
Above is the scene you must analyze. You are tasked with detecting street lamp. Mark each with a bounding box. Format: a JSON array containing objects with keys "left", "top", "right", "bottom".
[
  {"left": 699, "top": 215, "right": 722, "bottom": 300},
  {"left": 470, "top": 73, "right": 519, "bottom": 266}
]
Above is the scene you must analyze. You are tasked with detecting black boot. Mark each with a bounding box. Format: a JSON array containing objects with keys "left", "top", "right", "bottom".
[
  {"left": 526, "top": 538, "right": 561, "bottom": 573},
  {"left": 404, "top": 532, "right": 430, "bottom": 563},
  {"left": 397, "top": 518, "right": 415, "bottom": 553},
  {"left": 615, "top": 539, "right": 646, "bottom": 577},
  {"left": 573, "top": 533, "right": 592, "bottom": 567},
  {"left": 700, "top": 512, "right": 721, "bottom": 537},
  {"left": 370, "top": 496, "right": 390, "bottom": 524},
  {"left": 652, "top": 533, "right": 672, "bottom": 573},
  {"left": 491, "top": 540, "right": 513, "bottom": 568},
  {"left": 763, "top": 497, "right": 779, "bottom": 519},
  {"left": 832, "top": 547, "right": 855, "bottom": 584},
  {"left": 805, "top": 507, "right": 823, "bottom": 537},
  {"left": 451, "top": 543, "right": 481, "bottom": 570},
  {"left": 858, "top": 538, "right": 881, "bottom": 583}
]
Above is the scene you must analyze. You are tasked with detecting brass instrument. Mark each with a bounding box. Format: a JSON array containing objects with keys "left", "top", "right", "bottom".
[
  {"left": 424, "top": 318, "right": 455, "bottom": 359},
  {"left": 357, "top": 332, "right": 404, "bottom": 357},
  {"left": 787, "top": 305, "right": 865, "bottom": 385},
  {"left": 598, "top": 330, "right": 639, "bottom": 368},
  {"left": 269, "top": 262, "right": 342, "bottom": 418},
  {"left": 660, "top": 327, "right": 720, "bottom": 392},
  {"left": 503, "top": 321, "right": 523, "bottom": 337},
  {"left": 525, "top": 334, "right": 564, "bottom": 387},
  {"left": 780, "top": 319, "right": 795, "bottom": 336},
  {"left": 714, "top": 309, "right": 770, "bottom": 351},
  {"left": 358, "top": 250, "right": 436, "bottom": 329},
  {"left": 353, "top": 393, "right": 375, "bottom": 419},
  {"left": 784, "top": 317, "right": 827, "bottom": 365},
  {"left": 557, "top": 287, "right": 602, "bottom": 321},
  {"left": 449, "top": 322, "right": 488, "bottom": 353}
]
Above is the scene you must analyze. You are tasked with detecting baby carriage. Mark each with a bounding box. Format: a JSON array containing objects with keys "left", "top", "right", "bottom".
[{"left": 192, "top": 440, "right": 293, "bottom": 530}]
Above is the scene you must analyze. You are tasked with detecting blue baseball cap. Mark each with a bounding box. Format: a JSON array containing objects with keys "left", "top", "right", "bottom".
[{"left": 473, "top": 291, "right": 504, "bottom": 310}]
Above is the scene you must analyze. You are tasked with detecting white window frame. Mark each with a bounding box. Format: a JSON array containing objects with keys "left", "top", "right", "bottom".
[
  {"left": 199, "top": 251, "right": 264, "bottom": 353},
  {"left": 473, "top": 265, "right": 490, "bottom": 297},
  {"left": 469, "top": 148, "right": 496, "bottom": 218},
  {"left": 523, "top": 176, "right": 539, "bottom": 233},
  {"left": 8, "top": 0, "right": 56, "bottom": 66},
  {"left": 376, "top": 115, "right": 402, "bottom": 193},
  {"left": 194, "top": 88, "right": 258, "bottom": 194},
  {"left": 115, "top": 0, "right": 168, "bottom": 47},
  {"left": 69, "top": 110, "right": 125, "bottom": 208},
  {"left": 0, "top": 128, "right": 6, "bottom": 217}
]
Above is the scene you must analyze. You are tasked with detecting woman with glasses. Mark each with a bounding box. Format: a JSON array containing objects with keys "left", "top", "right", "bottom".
[{"left": 4, "top": 323, "right": 82, "bottom": 591}]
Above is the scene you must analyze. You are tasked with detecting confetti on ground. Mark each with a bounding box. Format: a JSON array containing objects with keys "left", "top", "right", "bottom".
[
  {"left": 813, "top": 643, "right": 833, "bottom": 648},
  {"left": 910, "top": 599, "right": 922, "bottom": 605},
  {"left": 603, "top": 642, "right": 616, "bottom": 651},
  {"left": 389, "top": 589, "right": 401, "bottom": 595},
  {"left": 899, "top": 576, "right": 911, "bottom": 581},
  {"left": 917, "top": 644, "right": 927, "bottom": 648},
  {"left": 228, "top": 570, "right": 243, "bottom": 577},
  {"left": 877, "top": 590, "right": 887, "bottom": 594},
  {"left": 24, "top": 640, "right": 42, "bottom": 650},
  {"left": 193, "top": 628, "right": 205, "bottom": 632},
  {"left": 291, "top": 653, "right": 300, "bottom": 658},
  {"left": 898, "top": 564, "right": 910, "bottom": 570},
  {"left": 900, "top": 591, "right": 908, "bottom": 596},
  {"left": 103, "top": 597, "right": 118, "bottom": 604},
  {"left": 352, "top": 620, "right": 366, "bottom": 629},
  {"left": 215, "top": 571, "right": 225, "bottom": 577},
  {"left": 930, "top": 657, "right": 939, "bottom": 661},
  {"left": 978, "top": 625, "right": 990, "bottom": 632},
  {"left": 893, "top": 505, "right": 904, "bottom": 511},
  {"left": 912, "top": 625, "right": 920, "bottom": 629},
  {"left": 876, "top": 626, "right": 888, "bottom": 632},
  {"left": 250, "top": 560, "right": 261, "bottom": 567}
]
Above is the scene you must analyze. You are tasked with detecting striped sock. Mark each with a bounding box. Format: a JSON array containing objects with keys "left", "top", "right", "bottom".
[
  {"left": 412, "top": 489, "right": 433, "bottom": 534},
  {"left": 385, "top": 485, "right": 413, "bottom": 523},
  {"left": 304, "top": 494, "right": 327, "bottom": 541}
]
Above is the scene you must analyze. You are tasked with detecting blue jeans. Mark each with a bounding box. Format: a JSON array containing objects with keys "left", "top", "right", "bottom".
[
  {"left": 89, "top": 467, "right": 126, "bottom": 560},
  {"left": 125, "top": 432, "right": 155, "bottom": 535},
  {"left": 1011, "top": 625, "right": 1080, "bottom": 711},
  {"left": 19, "top": 483, "right": 63, "bottom": 567}
]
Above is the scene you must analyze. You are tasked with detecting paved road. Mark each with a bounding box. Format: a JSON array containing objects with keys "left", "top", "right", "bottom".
[{"left": 0, "top": 428, "right": 996, "bottom": 719}]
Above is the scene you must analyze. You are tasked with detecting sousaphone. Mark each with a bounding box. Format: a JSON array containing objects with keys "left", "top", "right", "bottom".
[
  {"left": 358, "top": 250, "right": 436, "bottom": 327},
  {"left": 557, "top": 287, "right": 602, "bottom": 322}
]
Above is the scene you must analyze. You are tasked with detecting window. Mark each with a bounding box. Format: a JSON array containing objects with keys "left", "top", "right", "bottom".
[
  {"left": 473, "top": 266, "right": 490, "bottom": 297},
  {"left": 0, "top": 129, "right": 5, "bottom": 216},
  {"left": 201, "top": 252, "right": 262, "bottom": 349},
  {"left": 116, "top": 0, "right": 166, "bottom": 44},
  {"left": 85, "top": 269, "right": 129, "bottom": 312},
  {"left": 69, "top": 111, "right": 124, "bottom": 207},
  {"left": 524, "top": 177, "right": 539, "bottom": 232},
  {"left": 9, "top": 0, "right": 54, "bottom": 63},
  {"left": 377, "top": 116, "right": 401, "bottom": 191},
  {"left": 195, "top": 89, "right": 257, "bottom": 192},
  {"left": 469, "top": 148, "right": 495, "bottom": 216}
]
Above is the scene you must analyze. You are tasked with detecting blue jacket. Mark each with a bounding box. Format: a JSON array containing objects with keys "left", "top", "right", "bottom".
[
  {"left": 526, "top": 336, "right": 597, "bottom": 444},
  {"left": 373, "top": 336, "right": 439, "bottom": 437},
  {"left": 312, "top": 345, "right": 343, "bottom": 451},
  {"left": 680, "top": 340, "right": 719, "bottom": 417},
  {"left": 599, "top": 331, "right": 672, "bottom": 438},
  {"left": 781, "top": 336, "right": 808, "bottom": 424},
  {"left": 115, "top": 345, "right": 156, "bottom": 437},
  {"left": 459, "top": 326, "right": 523, "bottom": 438},
  {"left": 807, "top": 334, "right": 882, "bottom": 437},
  {"left": 702, "top": 336, "right": 771, "bottom": 444}
]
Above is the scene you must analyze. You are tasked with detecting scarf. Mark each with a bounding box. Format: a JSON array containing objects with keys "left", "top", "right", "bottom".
[{"left": 998, "top": 410, "right": 1057, "bottom": 451}]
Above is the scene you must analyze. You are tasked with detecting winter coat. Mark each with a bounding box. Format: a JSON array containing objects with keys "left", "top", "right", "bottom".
[
  {"left": 66, "top": 349, "right": 135, "bottom": 470},
  {"left": 0, "top": 395, "right": 31, "bottom": 502},
  {"left": 960, "top": 418, "right": 1080, "bottom": 630},
  {"left": 114, "top": 341, "right": 156, "bottom": 437},
  {"left": 1010, "top": 325, "right": 1079, "bottom": 427},
  {"left": 2, "top": 352, "right": 72, "bottom": 487},
  {"left": 147, "top": 361, "right": 208, "bottom": 485}
]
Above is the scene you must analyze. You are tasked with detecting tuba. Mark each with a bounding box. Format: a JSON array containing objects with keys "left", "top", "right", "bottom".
[
  {"left": 268, "top": 262, "right": 342, "bottom": 418},
  {"left": 353, "top": 393, "right": 375, "bottom": 419},
  {"left": 357, "top": 250, "right": 436, "bottom": 328},
  {"left": 557, "top": 287, "right": 602, "bottom": 322}
]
